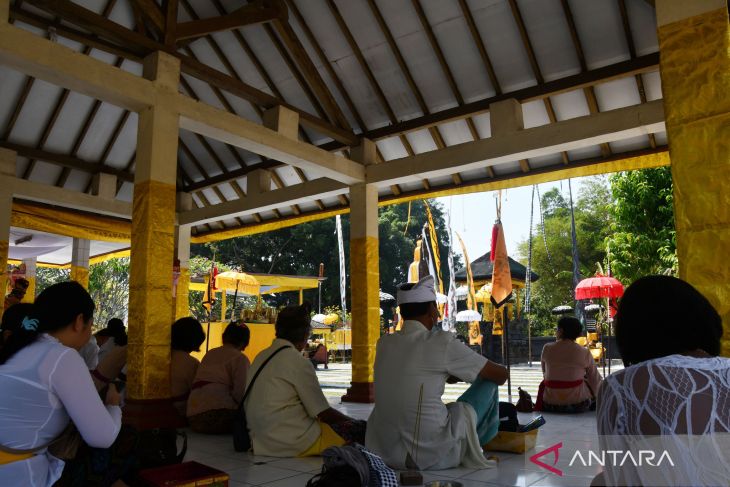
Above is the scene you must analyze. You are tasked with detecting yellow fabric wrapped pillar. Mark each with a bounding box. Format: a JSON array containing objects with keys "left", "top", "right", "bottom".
[
  {"left": 70, "top": 238, "right": 91, "bottom": 289},
  {"left": 343, "top": 140, "right": 378, "bottom": 403},
  {"left": 657, "top": 1, "right": 730, "bottom": 355},
  {"left": 173, "top": 196, "right": 192, "bottom": 321},
  {"left": 125, "top": 51, "right": 180, "bottom": 427}
]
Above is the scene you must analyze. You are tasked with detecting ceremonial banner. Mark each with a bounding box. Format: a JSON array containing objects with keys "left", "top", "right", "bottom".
[
  {"left": 336, "top": 215, "right": 347, "bottom": 322},
  {"left": 424, "top": 201, "right": 444, "bottom": 298},
  {"left": 490, "top": 222, "right": 513, "bottom": 308},
  {"left": 446, "top": 215, "right": 457, "bottom": 332}
]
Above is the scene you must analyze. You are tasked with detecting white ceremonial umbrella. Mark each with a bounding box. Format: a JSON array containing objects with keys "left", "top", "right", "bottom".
[{"left": 455, "top": 310, "right": 481, "bottom": 322}]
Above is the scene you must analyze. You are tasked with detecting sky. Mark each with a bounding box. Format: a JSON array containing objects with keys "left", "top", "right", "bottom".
[{"left": 436, "top": 176, "right": 594, "bottom": 264}]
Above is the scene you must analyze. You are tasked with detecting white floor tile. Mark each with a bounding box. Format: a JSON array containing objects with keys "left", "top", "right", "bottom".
[
  {"left": 227, "top": 464, "right": 305, "bottom": 485},
  {"left": 269, "top": 456, "right": 324, "bottom": 473},
  {"left": 258, "top": 472, "right": 319, "bottom": 486}
]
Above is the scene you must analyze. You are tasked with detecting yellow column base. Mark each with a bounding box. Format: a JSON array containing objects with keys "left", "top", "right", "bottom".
[
  {"left": 127, "top": 180, "right": 176, "bottom": 400},
  {"left": 343, "top": 236, "right": 379, "bottom": 403},
  {"left": 174, "top": 267, "right": 190, "bottom": 321},
  {"left": 70, "top": 265, "right": 90, "bottom": 290},
  {"left": 659, "top": 7, "right": 730, "bottom": 356}
]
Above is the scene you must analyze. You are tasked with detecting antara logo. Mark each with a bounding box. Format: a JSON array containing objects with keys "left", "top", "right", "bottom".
[
  {"left": 529, "top": 442, "right": 675, "bottom": 476},
  {"left": 530, "top": 442, "right": 563, "bottom": 476}
]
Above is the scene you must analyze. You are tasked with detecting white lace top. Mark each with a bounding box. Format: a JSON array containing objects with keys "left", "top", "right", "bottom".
[{"left": 597, "top": 354, "right": 730, "bottom": 486}]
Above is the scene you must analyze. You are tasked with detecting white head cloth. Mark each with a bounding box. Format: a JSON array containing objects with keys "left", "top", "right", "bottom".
[{"left": 397, "top": 275, "right": 437, "bottom": 305}]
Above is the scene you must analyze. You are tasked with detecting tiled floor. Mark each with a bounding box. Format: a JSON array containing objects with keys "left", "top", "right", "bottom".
[{"left": 184, "top": 363, "right": 612, "bottom": 486}]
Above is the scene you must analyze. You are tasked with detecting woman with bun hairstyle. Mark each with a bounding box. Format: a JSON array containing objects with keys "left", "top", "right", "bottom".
[{"left": 0, "top": 281, "right": 121, "bottom": 486}]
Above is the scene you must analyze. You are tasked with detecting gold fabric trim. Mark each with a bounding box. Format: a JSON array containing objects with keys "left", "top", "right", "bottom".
[
  {"left": 350, "top": 236, "right": 379, "bottom": 383},
  {"left": 127, "top": 180, "right": 176, "bottom": 399},
  {"left": 658, "top": 7, "right": 730, "bottom": 356}
]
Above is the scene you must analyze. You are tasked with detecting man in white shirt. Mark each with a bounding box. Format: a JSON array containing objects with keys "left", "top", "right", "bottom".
[{"left": 366, "top": 276, "right": 508, "bottom": 470}]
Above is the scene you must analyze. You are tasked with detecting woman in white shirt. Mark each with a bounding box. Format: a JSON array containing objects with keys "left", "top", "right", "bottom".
[
  {"left": 0, "top": 281, "right": 121, "bottom": 487},
  {"left": 595, "top": 275, "right": 730, "bottom": 486}
]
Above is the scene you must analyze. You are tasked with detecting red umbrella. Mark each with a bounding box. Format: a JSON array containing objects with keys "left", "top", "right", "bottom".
[{"left": 575, "top": 274, "right": 624, "bottom": 300}]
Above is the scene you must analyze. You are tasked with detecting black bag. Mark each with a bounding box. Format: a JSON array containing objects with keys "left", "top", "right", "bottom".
[
  {"left": 233, "top": 346, "right": 289, "bottom": 452},
  {"left": 137, "top": 428, "right": 187, "bottom": 468},
  {"left": 498, "top": 401, "right": 519, "bottom": 432},
  {"left": 516, "top": 386, "right": 534, "bottom": 413}
]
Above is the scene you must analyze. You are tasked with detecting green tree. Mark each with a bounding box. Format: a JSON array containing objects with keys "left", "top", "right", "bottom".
[
  {"left": 88, "top": 258, "right": 129, "bottom": 327},
  {"left": 190, "top": 200, "right": 460, "bottom": 313},
  {"left": 607, "top": 167, "right": 676, "bottom": 283},
  {"left": 36, "top": 267, "right": 70, "bottom": 294},
  {"left": 518, "top": 177, "right": 613, "bottom": 335}
]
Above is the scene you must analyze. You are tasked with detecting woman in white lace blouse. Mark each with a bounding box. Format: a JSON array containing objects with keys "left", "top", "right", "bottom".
[{"left": 594, "top": 275, "right": 730, "bottom": 486}]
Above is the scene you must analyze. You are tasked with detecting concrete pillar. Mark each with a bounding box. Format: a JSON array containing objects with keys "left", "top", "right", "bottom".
[
  {"left": 0, "top": 149, "right": 14, "bottom": 312},
  {"left": 126, "top": 50, "right": 180, "bottom": 418},
  {"left": 70, "top": 237, "right": 91, "bottom": 289},
  {"left": 174, "top": 193, "right": 192, "bottom": 321},
  {"left": 21, "top": 257, "right": 36, "bottom": 303},
  {"left": 656, "top": 0, "right": 730, "bottom": 355},
  {"left": 343, "top": 139, "right": 379, "bottom": 403}
]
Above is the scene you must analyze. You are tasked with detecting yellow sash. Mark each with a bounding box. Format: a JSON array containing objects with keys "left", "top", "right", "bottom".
[{"left": 0, "top": 450, "right": 33, "bottom": 466}]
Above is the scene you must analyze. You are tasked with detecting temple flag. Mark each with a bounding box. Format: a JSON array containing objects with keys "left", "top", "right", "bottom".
[
  {"left": 455, "top": 232, "right": 476, "bottom": 312},
  {"left": 490, "top": 221, "right": 513, "bottom": 309},
  {"left": 336, "top": 215, "right": 347, "bottom": 322},
  {"left": 408, "top": 239, "right": 423, "bottom": 283},
  {"left": 446, "top": 214, "right": 457, "bottom": 332},
  {"left": 424, "top": 201, "right": 444, "bottom": 298}
]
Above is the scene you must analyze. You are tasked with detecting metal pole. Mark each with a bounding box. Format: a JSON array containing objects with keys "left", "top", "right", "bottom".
[{"left": 504, "top": 307, "right": 512, "bottom": 403}]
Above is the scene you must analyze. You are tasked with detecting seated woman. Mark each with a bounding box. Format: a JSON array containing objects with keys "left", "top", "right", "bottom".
[
  {"left": 0, "top": 281, "right": 121, "bottom": 486},
  {"left": 95, "top": 318, "right": 127, "bottom": 364},
  {"left": 245, "top": 304, "right": 364, "bottom": 457},
  {"left": 536, "top": 316, "right": 602, "bottom": 413},
  {"left": 0, "top": 302, "right": 34, "bottom": 347},
  {"left": 187, "top": 322, "right": 250, "bottom": 434},
  {"left": 170, "top": 317, "right": 206, "bottom": 418},
  {"left": 594, "top": 275, "right": 730, "bottom": 487}
]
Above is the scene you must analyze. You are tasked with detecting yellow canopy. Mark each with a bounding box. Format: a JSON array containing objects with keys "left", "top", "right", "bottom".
[
  {"left": 475, "top": 283, "right": 492, "bottom": 302},
  {"left": 247, "top": 273, "right": 321, "bottom": 294},
  {"left": 214, "top": 271, "right": 260, "bottom": 295},
  {"left": 189, "top": 272, "right": 321, "bottom": 296}
]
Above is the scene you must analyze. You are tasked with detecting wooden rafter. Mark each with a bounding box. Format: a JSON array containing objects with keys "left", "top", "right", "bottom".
[
  {"left": 22, "top": 0, "right": 118, "bottom": 180},
  {"left": 175, "top": 2, "right": 283, "bottom": 42},
  {"left": 558, "top": 0, "right": 612, "bottom": 158},
  {"left": 1, "top": 142, "right": 134, "bottom": 181},
  {"left": 617, "top": 0, "right": 657, "bottom": 149},
  {"left": 55, "top": 56, "right": 126, "bottom": 188},
  {"left": 321, "top": 53, "right": 659, "bottom": 150},
  {"left": 20, "top": 0, "right": 358, "bottom": 146},
  {"left": 180, "top": 0, "right": 315, "bottom": 214},
  {"left": 457, "top": 0, "right": 497, "bottom": 178},
  {"left": 325, "top": 0, "right": 425, "bottom": 190},
  {"left": 130, "top": 0, "right": 164, "bottom": 34},
  {"left": 411, "top": 0, "right": 477, "bottom": 184}
]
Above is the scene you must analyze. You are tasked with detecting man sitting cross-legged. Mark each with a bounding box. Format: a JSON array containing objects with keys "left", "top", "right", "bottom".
[{"left": 366, "top": 276, "right": 508, "bottom": 470}]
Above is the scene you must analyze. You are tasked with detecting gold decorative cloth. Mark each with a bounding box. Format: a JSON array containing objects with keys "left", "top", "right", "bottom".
[
  {"left": 658, "top": 7, "right": 730, "bottom": 355},
  {"left": 350, "top": 236, "right": 379, "bottom": 383}
]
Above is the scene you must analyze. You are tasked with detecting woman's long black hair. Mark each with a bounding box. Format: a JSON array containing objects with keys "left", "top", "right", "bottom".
[{"left": 0, "top": 281, "right": 95, "bottom": 365}]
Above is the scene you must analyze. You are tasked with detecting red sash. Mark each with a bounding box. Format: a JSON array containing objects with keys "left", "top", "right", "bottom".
[{"left": 534, "top": 379, "right": 584, "bottom": 411}]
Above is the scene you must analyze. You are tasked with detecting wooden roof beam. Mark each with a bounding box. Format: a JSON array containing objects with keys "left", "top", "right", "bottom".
[
  {"left": 0, "top": 142, "right": 134, "bottom": 182},
  {"left": 179, "top": 178, "right": 348, "bottom": 226},
  {"left": 175, "top": 1, "right": 283, "bottom": 42},
  {"left": 336, "top": 53, "right": 659, "bottom": 146},
  {"left": 19, "top": 0, "right": 358, "bottom": 146},
  {"left": 177, "top": 98, "right": 364, "bottom": 184},
  {"left": 368, "top": 100, "right": 665, "bottom": 186},
  {"left": 131, "top": 0, "right": 165, "bottom": 34}
]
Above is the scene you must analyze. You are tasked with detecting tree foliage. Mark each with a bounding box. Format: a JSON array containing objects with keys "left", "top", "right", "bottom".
[
  {"left": 190, "top": 200, "right": 460, "bottom": 312},
  {"left": 88, "top": 258, "right": 129, "bottom": 327},
  {"left": 607, "top": 167, "right": 676, "bottom": 283},
  {"left": 517, "top": 178, "right": 613, "bottom": 335}
]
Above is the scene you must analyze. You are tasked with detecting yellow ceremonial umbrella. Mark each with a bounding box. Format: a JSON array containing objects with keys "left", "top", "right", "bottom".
[
  {"left": 475, "top": 283, "right": 492, "bottom": 303},
  {"left": 214, "top": 271, "right": 261, "bottom": 295},
  {"left": 323, "top": 313, "right": 340, "bottom": 325}
]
